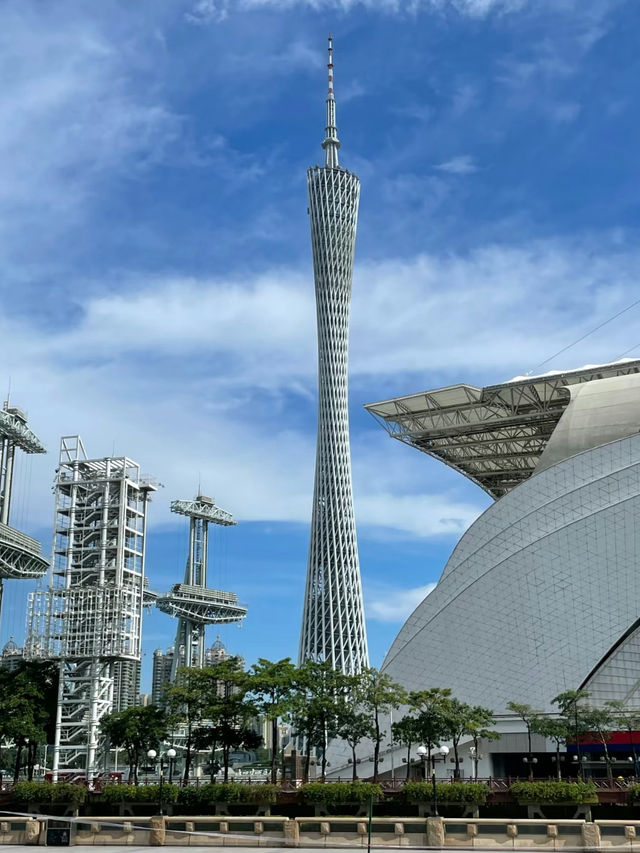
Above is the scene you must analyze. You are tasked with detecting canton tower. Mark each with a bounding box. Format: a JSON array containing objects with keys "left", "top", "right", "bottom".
[{"left": 299, "top": 36, "right": 369, "bottom": 675}]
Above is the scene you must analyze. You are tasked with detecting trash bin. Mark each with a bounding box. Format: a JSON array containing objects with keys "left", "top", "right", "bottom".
[{"left": 46, "top": 822, "right": 70, "bottom": 846}]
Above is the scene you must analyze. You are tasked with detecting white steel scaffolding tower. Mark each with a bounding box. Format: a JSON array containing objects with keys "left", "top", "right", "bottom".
[
  {"left": 156, "top": 495, "right": 247, "bottom": 682},
  {"left": 0, "top": 401, "right": 48, "bottom": 617},
  {"left": 26, "top": 436, "right": 155, "bottom": 780}
]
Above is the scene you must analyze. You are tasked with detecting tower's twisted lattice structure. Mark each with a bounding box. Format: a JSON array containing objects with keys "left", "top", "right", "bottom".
[
  {"left": 156, "top": 494, "right": 247, "bottom": 683},
  {"left": 27, "top": 436, "right": 156, "bottom": 780},
  {"left": 0, "top": 402, "right": 48, "bottom": 616},
  {"left": 299, "top": 37, "right": 369, "bottom": 674}
]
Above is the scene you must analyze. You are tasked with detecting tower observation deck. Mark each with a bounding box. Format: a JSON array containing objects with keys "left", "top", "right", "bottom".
[
  {"left": 0, "top": 401, "right": 48, "bottom": 616},
  {"left": 299, "top": 37, "right": 368, "bottom": 675},
  {"left": 155, "top": 495, "right": 247, "bottom": 682}
]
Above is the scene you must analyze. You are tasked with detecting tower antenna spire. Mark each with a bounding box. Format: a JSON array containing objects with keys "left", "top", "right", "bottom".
[{"left": 322, "top": 33, "right": 340, "bottom": 168}]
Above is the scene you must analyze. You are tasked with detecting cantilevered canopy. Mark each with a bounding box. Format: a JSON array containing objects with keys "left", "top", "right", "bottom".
[
  {"left": 156, "top": 584, "right": 247, "bottom": 624},
  {"left": 365, "top": 358, "right": 640, "bottom": 499}
]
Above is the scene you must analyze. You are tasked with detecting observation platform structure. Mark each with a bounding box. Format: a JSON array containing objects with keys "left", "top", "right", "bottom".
[
  {"left": 26, "top": 436, "right": 156, "bottom": 780},
  {"left": 0, "top": 402, "right": 48, "bottom": 615},
  {"left": 365, "top": 358, "right": 640, "bottom": 499},
  {"left": 155, "top": 495, "right": 247, "bottom": 682}
]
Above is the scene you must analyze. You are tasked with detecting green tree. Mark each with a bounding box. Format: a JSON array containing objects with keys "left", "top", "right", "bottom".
[
  {"left": 531, "top": 717, "right": 569, "bottom": 780},
  {"left": 443, "top": 700, "right": 496, "bottom": 780},
  {"left": 553, "top": 690, "right": 590, "bottom": 779},
  {"left": 0, "top": 661, "right": 59, "bottom": 782},
  {"left": 391, "top": 714, "right": 421, "bottom": 781},
  {"left": 249, "top": 658, "right": 298, "bottom": 784},
  {"left": 465, "top": 706, "right": 500, "bottom": 781},
  {"left": 335, "top": 703, "right": 375, "bottom": 781},
  {"left": 291, "top": 660, "right": 350, "bottom": 781},
  {"left": 193, "top": 658, "right": 260, "bottom": 782},
  {"left": 100, "top": 705, "right": 168, "bottom": 784},
  {"left": 507, "top": 702, "right": 541, "bottom": 780},
  {"left": 408, "top": 688, "right": 452, "bottom": 776},
  {"left": 582, "top": 706, "right": 614, "bottom": 778},
  {"left": 357, "top": 668, "right": 407, "bottom": 781},
  {"left": 165, "top": 667, "right": 206, "bottom": 784},
  {"left": 606, "top": 700, "right": 640, "bottom": 773}
]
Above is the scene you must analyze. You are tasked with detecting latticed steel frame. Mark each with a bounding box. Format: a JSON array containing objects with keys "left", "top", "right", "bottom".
[
  {"left": 299, "top": 39, "right": 368, "bottom": 675},
  {"left": 154, "top": 496, "right": 246, "bottom": 683},
  {"left": 26, "top": 436, "right": 154, "bottom": 780}
]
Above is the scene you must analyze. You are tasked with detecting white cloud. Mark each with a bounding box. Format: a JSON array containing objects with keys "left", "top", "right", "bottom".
[
  {"left": 366, "top": 582, "right": 436, "bottom": 623},
  {"left": 435, "top": 154, "right": 478, "bottom": 174}
]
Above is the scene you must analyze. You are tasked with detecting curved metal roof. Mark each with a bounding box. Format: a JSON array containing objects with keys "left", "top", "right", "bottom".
[{"left": 365, "top": 358, "right": 640, "bottom": 499}]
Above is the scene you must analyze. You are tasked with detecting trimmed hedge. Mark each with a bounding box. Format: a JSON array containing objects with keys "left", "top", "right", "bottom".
[
  {"left": 100, "top": 782, "right": 275, "bottom": 805},
  {"left": 101, "top": 783, "right": 179, "bottom": 804},
  {"left": 12, "top": 781, "right": 87, "bottom": 805},
  {"left": 509, "top": 781, "right": 597, "bottom": 804},
  {"left": 178, "top": 783, "right": 277, "bottom": 805},
  {"left": 626, "top": 784, "right": 640, "bottom": 804},
  {"left": 300, "top": 782, "right": 384, "bottom": 805},
  {"left": 403, "top": 781, "right": 489, "bottom": 805}
]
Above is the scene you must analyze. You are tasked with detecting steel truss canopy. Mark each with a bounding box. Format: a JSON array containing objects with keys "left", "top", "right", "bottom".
[
  {"left": 0, "top": 406, "right": 46, "bottom": 454},
  {"left": 0, "top": 522, "right": 48, "bottom": 579},
  {"left": 156, "top": 583, "right": 247, "bottom": 624},
  {"left": 170, "top": 496, "right": 236, "bottom": 526},
  {"left": 365, "top": 358, "right": 640, "bottom": 500}
]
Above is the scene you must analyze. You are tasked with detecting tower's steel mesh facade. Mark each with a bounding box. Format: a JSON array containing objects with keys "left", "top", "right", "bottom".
[{"left": 299, "top": 38, "right": 368, "bottom": 674}]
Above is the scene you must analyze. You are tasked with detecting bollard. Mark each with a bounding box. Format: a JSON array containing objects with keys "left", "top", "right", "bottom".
[
  {"left": 24, "top": 819, "right": 40, "bottom": 845},
  {"left": 150, "top": 816, "right": 166, "bottom": 847},
  {"left": 427, "top": 817, "right": 445, "bottom": 848},
  {"left": 582, "top": 822, "right": 601, "bottom": 850},
  {"left": 284, "top": 819, "right": 300, "bottom": 848}
]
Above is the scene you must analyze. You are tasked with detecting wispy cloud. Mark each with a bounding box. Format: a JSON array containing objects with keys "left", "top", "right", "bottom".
[
  {"left": 367, "top": 583, "right": 436, "bottom": 623},
  {"left": 435, "top": 154, "right": 478, "bottom": 174}
]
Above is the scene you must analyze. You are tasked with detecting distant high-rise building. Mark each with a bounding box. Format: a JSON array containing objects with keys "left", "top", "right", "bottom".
[
  {"left": 26, "top": 436, "right": 156, "bottom": 780},
  {"left": 299, "top": 37, "right": 368, "bottom": 675},
  {"left": 151, "top": 647, "right": 174, "bottom": 706}
]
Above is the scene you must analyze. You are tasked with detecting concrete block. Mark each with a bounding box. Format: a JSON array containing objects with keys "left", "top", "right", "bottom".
[
  {"left": 320, "top": 822, "right": 330, "bottom": 836},
  {"left": 150, "top": 816, "right": 166, "bottom": 846},
  {"left": 186, "top": 822, "right": 194, "bottom": 833},
  {"left": 467, "top": 824, "right": 479, "bottom": 837},
  {"left": 507, "top": 824, "right": 518, "bottom": 839},
  {"left": 626, "top": 826, "right": 637, "bottom": 841},
  {"left": 25, "top": 820, "right": 40, "bottom": 844},
  {"left": 357, "top": 822, "right": 368, "bottom": 836},
  {"left": 284, "top": 820, "right": 300, "bottom": 848},
  {"left": 582, "top": 822, "right": 601, "bottom": 850},
  {"left": 395, "top": 823, "right": 405, "bottom": 836},
  {"left": 254, "top": 822, "right": 264, "bottom": 834},
  {"left": 219, "top": 822, "right": 229, "bottom": 834},
  {"left": 427, "top": 817, "right": 445, "bottom": 848},
  {"left": 547, "top": 825, "right": 558, "bottom": 838},
  {"left": 123, "top": 821, "right": 133, "bottom": 833},
  {"left": 0, "top": 822, "right": 8, "bottom": 833}
]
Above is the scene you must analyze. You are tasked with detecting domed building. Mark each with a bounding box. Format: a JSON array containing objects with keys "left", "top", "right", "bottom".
[{"left": 360, "top": 359, "right": 640, "bottom": 776}]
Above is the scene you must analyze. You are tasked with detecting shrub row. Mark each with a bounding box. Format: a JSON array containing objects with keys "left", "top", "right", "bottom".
[
  {"left": 300, "top": 782, "right": 384, "bottom": 805},
  {"left": 101, "top": 782, "right": 277, "bottom": 805},
  {"left": 509, "top": 781, "right": 598, "bottom": 804},
  {"left": 404, "top": 781, "right": 490, "bottom": 805},
  {"left": 12, "top": 782, "right": 87, "bottom": 805}
]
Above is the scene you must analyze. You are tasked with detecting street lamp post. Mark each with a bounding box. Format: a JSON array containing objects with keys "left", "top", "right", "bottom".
[
  {"left": 416, "top": 745, "right": 449, "bottom": 816},
  {"left": 167, "top": 748, "right": 177, "bottom": 785}
]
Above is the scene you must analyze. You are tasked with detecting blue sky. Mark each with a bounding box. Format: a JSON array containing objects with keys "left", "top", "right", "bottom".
[{"left": 1, "top": 0, "right": 640, "bottom": 690}]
